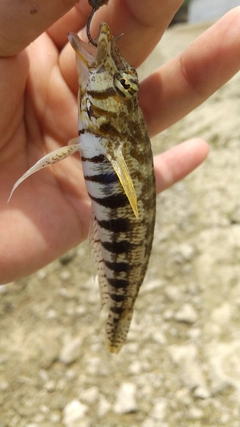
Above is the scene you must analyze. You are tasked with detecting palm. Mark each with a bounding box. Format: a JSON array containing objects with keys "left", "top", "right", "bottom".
[
  {"left": 0, "top": 32, "right": 92, "bottom": 282},
  {"left": 0, "top": 1, "right": 239, "bottom": 283}
]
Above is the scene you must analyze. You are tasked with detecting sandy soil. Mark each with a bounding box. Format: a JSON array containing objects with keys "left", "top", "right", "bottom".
[{"left": 1, "top": 22, "right": 240, "bottom": 427}]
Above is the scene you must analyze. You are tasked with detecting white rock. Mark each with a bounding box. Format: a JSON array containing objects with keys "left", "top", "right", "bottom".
[
  {"left": 38, "top": 369, "right": 49, "bottom": 382},
  {"left": 50, "top": 412, "right": 61, "bottom": 423},
  {"left": 150, "top": 399, "right": 167, "bottom": 420},
  {"left": 168, "top": 344, "right": 209, "bottom": 392},
  {"left": 59, "top": 337, "right": 82, "bottom": 365},
  {"left": 206, "top": 341, "right": 240, "bottom": 393},
  {"left": 168, "top": 344, "right": 197, "bottom": 365},
  {"left": 181, "top": 362, "right": 207, "bottom": 391},
  {"left": 113, "top": 382, "right": 137, "bottom": 414},
  {"left": 174, "top": 303, "right": 198, "bottom": 324},
  {"left": 37, "top": 269, "right": 47, "bottom": 279},
  {"left": 79, "top": 386, "right": 99, "bottom": 404},
  {"left": 164, "top": 285, "right": 181, "bottom": 301},
  {"left": 151, "top": 330, "right": 167, "bottom": 345},
  {"left": 44, "top": 379, "right": 56, "bottom": 392},
  {"left": 128, "top": 361, "right": 142, "bottom": 375},
  {"left": 63, "top": 400, "right": 88, "bottom": 427},
  {"left": 33, "top": 414, "right": 44, "bottom": 423},
  {"left": 187, "top": 406, "right": 204, "bottom": 419},
  {"left": 142, "top": 417, "right": 156, "bottom": 427},
  {"left": 141, "top": 279, "right": 163, "bottom": 293},
  {"left": 86, "top": 357, "right": 101, "bottom": 375},
  {"left": 98, "top": 395, "right": 112, "bottom": 417},
  {"left": 60, "top": 270, "right": 71, "bottom": 280},
  {"left": 65, "top": 369, "right": 77, "bottom": 380},
  {"left": 193, "top": 386, "right": 211, "bottom": 399},
  {"left": 40, "top": 404, "right": 49, "bottom": 413},
  {"left": 163, "top": 309, "right": 174, "bottom": 320},
  {"left": 211, "top": 302, "right": 232, "bottom": 325},
  {"left": 0, "top": 379, "right": 8, "bottom": 390},
  {"left": 187, "top": 328, "right": 201, "bottom": 340},
  {"left": 177, "top": 243, "right": 195, "bottom": 261},
  {"left": 46, "top": 309, "right": 57, "bottom": 319},
  {"left": 57, "top": 378, "right": 66, "bottom": 390}
]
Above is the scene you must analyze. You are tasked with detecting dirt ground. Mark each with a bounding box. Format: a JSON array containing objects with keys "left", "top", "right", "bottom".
[{"left": 0, "top": 22, "right": 240, "bottom": 427}]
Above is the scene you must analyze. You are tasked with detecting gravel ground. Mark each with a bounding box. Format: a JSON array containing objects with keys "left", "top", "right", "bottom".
[{"left": 1, "top": 22, "right": 240, "bottom": 427}]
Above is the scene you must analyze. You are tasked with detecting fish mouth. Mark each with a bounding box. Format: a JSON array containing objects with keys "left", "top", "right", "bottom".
[{"left": 68, "top": 22, "right": 114, "bottom": 68}]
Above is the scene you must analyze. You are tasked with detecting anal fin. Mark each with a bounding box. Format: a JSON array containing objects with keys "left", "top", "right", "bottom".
[{"left": 89, "top": 213, "right": 109, "bottom": 309}]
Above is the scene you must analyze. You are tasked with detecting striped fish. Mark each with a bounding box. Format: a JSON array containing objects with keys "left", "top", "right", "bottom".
[{"left": 8, "top": 23, "right": 156, "bottom": 353}]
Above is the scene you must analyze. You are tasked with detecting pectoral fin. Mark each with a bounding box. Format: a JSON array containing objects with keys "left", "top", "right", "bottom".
[
  {"left": 106, "top": 147, "right": 139, "bottom": 219},
  {"left": 8, "top": 143, "right": 80, "bottom": 202}
]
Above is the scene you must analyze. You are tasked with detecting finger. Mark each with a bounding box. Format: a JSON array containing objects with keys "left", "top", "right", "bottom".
[
  {"left": 47, "top": 2, "right": 91, "bottom": 49},
  {"left": 0, "top": 53, "right": 28, "bottom": 148},
  {"left": 140, "top": 7, "right": 240, "bottom": 137},
  {"left": 81, "top": 0, "right": 183, "bottom": 66},
  {"left": 0, "top": 0, "right": 77, "bottom": 56},
  {"left": 59, "top": 0, "right": 183, "bottom": 92},
  {"left": 154, "top": 139, "right": 209, "bottom": 194}
]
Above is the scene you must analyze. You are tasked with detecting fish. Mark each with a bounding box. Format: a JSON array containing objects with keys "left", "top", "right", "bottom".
[{"left": 8, "top": 22, "right": 156, "bottom": 353}]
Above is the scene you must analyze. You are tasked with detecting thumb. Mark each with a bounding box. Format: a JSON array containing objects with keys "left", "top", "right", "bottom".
[{"left": 0, "top": 0, "right": 79, "bottom": 56}]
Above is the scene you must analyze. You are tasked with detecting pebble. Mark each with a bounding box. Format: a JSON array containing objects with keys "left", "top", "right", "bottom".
[
  {"left": 50, "top": 412, "right": 61, "bottom": 423},
  {"left": 163, "top": 309, "right": 174, "bottom": 320},
  {"left": 168, "top": 344, "right": 209, "bottom": 393},
  {"left": 174, "top": 303, "right": 198, "bottom": 324},
  {"left": 60, "top": 270, "right": 71, "bottom": 281},
  {"left": 0, "top": 379, "right": 8, "bottom": 390},
  {"left": 142, "top": 418, "right": 168, "bottom": 427},
  {"left": 86, "top": 357, "right": 101, "bottom": 375},
  {"left": 38, "top": 369, "right": 49, "bottom": 382},
  {"left": 211, "top": 302, "right": 232, "bottom": 325},
  {"left": 46, "top": 309, "right": 57, "bottom": 319},
  {"left": 206, "top": 341, "right": 240, "bottom": 394},
  {"left": 98, "top": 395, "right": 112, "bottom": 418},
  {"left": 79, "top": 386, "right": 99, "bottom": 404},
  {"left": 113, "top": 382, "right": 137, "bottom": 414},
  {"left": 187, "top": 406, "right": 204, "bottom": 419},
  {"left": 151, "top": 330, "right": 167, "bottom": 345},
  {"left": 187, "top": 328, "right": 201, "bottom": 340},
  {"left": 39, "top": 339, "right": 60, "bottom": 369},
  {"left": 37, "top": 269, "right": 47, "bottom": 280},
  {"left": 150, "top": 399, "right": 167, "bottom": 420},
  {"left": 164, "top": 285, "right": 182, "bottom": 301},
  {"left": 168, "top": 344, "right": 197, "bottom": 364},
  {"left": 44, "top": 380, "right": 56, "bottom": 392},
  {"left": 182, "top": 362, "right": 207, "bottom": 391},
  {"left": 128, "top": 360, "right": 142, "bottom": 375},
  {"left": 63, "top": 400, "right": 88, "bottom": 427},
  {"left": 141, "top": 279, "right": 163, "bottom": 293},
  {"left": 59, "top": 337, "right": 82, "bottom": 365},
  {"left": 193, "top": 386, "right": 211, "bottom": 399},
  {"left": 177, "top": 243, "right": 195, "bottom": 261},
  {"left": 142, "top": 418, "right": 157, "bottom": 427}
]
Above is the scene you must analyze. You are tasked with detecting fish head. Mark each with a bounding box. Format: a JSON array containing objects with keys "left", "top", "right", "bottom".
[{"left": 68, "top": 23, "right": 139, "bottom": 111}]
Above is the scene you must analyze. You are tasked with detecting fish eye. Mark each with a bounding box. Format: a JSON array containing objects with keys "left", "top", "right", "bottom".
[{"left": 114, "top": 72, "right": 139, "bottom": 99}]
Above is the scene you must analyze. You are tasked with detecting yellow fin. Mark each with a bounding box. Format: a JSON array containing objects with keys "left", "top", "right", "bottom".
[{"left": 106, "top": 147, "right": 139, "bottom": 219}]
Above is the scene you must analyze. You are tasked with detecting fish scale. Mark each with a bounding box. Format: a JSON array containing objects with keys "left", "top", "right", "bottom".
[{"left": 8, "top": 23, "right": 156, "bottom": 353}]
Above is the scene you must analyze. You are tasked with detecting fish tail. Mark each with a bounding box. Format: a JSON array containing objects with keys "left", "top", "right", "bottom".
[{"left": 106, "top": 308, "right": 133, "bottom": 353}]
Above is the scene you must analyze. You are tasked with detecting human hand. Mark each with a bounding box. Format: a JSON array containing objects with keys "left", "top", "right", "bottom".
[{"left": 0, "top": 1, "right": 239, "bottom": 283}]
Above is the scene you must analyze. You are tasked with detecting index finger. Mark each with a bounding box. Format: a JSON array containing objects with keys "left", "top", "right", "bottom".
[{"left": 59, "top": 0, "right": 183, "bottom": 93}]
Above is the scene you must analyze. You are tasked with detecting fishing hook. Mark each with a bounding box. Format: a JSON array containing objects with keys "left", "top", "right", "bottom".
[{"left": 87, "top": 0, "right": 109, "bottom": 47}]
